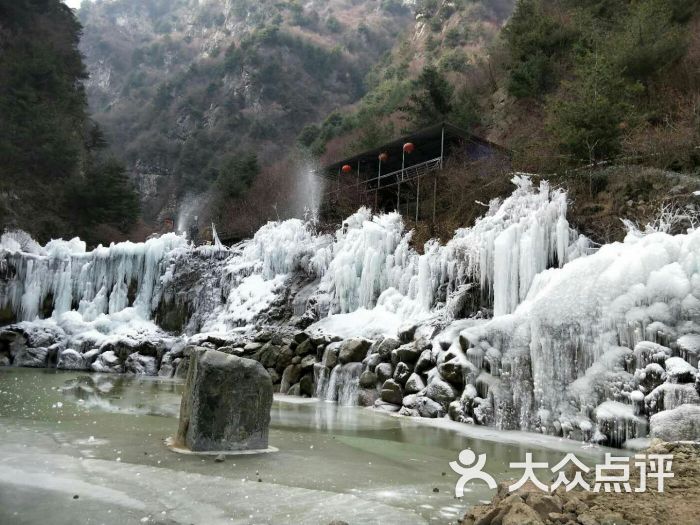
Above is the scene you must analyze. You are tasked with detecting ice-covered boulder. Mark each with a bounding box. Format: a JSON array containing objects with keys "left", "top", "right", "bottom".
[
  {"left": 677, "top": 334, "right": 700, "bottom": 367},
  {"left": 91, "top": 350, "right": 123, "bottom": 373},
  {"left": 13, "top": 346, "right": 48, "bottom": 367},
  {"left": 175, "top": 349, "right": 272, "bottom": 452},
  {"left": 57, "top": 348, "right": 87, "bottom": 370},
  {"left": 124, "top": 352, "right": 158, "bottom": 375},
  {"left": 650, "top": 404, "right": 700, "bottom": 442},
  {"left": 664, "top": 357, "right": 697, "bottom": 384}
]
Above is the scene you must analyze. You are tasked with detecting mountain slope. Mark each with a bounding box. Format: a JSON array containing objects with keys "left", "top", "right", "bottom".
[{"left": 78, "top": 0, "right": 414, "bottom": 223}]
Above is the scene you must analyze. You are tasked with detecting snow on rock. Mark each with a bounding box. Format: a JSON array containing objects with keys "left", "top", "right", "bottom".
[
  {"left": 650, "top": 404, "right": 700, "bottom": 442},
  {"left": 664, "top": 356, "right": 697, "bottom": 384}
]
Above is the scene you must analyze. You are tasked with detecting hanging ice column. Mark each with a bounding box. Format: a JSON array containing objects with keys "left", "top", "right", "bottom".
[
  {"left": 491, "top": 178, "right": 572, "bottom": 315},
  {"left": 0, "top": 233, "right": 187, "bottom": 322}
]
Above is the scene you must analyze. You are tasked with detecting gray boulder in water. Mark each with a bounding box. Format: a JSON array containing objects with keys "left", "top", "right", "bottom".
[{"left": 176, "top": 348, "right": 273, "bottom": 452}]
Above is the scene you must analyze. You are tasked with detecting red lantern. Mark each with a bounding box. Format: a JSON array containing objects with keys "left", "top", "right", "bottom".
[
  {"left": 341, "top": 164, "right": 352, "bottom": 174},
  {"left": 403, "top": 142, "right": 415, "bottom": 154},
  {"left": 378, "top": 152, "right": 389, "bottom": 162}
]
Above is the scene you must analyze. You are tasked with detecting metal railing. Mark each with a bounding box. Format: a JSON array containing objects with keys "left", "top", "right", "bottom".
[{"left": 324, "top": 157, "right": 443, "bottom": 196}]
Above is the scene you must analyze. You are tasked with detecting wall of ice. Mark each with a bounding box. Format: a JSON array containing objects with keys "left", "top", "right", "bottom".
[
  {"left": 0, "top": 232, "right": 187, "bottom": 322},
  {"left": 451, "top": 225, "right": 700, "bottom": 444}
]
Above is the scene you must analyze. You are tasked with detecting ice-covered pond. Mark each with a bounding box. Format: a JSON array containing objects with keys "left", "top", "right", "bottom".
[{"left": 0, "top": 368, "right": 619, "bottom": 525}]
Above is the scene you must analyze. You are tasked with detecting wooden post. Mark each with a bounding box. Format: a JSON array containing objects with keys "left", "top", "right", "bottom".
[
  {"left": 432, "top": 172, "right": 437, "bottom": 224},
  {"left": 416, "top": 176, "right": 420, "bottom": 222},
  {"left": 376, "top": 159, "right": 381, "bottom": 212},
  {"left": 433, "top": 124, "right": 445, "bottom": 224},
  {"left": 356, "top": 160, "right": 360, "bottom": 206},
  {"left": 398, "top": 149, "right": 404, "bottom": 211}
]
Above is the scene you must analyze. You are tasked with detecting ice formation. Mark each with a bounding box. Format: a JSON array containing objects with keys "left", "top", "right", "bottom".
[{"left": 2, "top": 175, "right": 699, "bottom": 445}]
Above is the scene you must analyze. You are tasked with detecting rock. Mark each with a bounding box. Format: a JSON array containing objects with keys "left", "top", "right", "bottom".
[
  {"left": 438, "top": 358, "right": 465, "bottom": 387},
  {"left": 393, "top": 361, "right": 413, "bottom": 385},
  {"left": 299, "top": 374, "right": 314, "bottom": 397},
  {"left": 448, "top": 400, "right": 464, "bottom": 421},
  {"left": 174, "top": 357, "right": 189, "bottom": 379},
  {"left": 280, "top": 364, "right": 302, "bottom": 394},
  {"left": 425, "top": 378, "right": 459, "bottom": 409},
  {"left": 402, "top": 394, "right": 419, "bottom": 409},
  {"left": 158, "top": 352, "right": 176, "bottom": 377},
  {"left": 650, "top": 404, "right": 700, "bottom": 441},
  {"left": 577, "top": 513, "right": 599, "bottom": 525},
  {"left": 664, "top": 356, "right": 697, "bottom": 384},
  {"left": 526, "top": 493, "right": 562, "bottom": 521},
  {"left": 416, "top": 396, "right": 445, "bottom": 418},
  {"left": 392, "top": 344, "right": 420, "bottom": 365},
  {"left": 0, "top": 354, "right": 10, "bottom": 366},
  {"left": 357, "top": 388, "right": 379, "bottom": 407},
  {"left": 13, "top": 346, "right": 49, "bottom": 367},
  {"left": 57, "top": 349, "right": 87, "bottom": 370},
  {"left": 338, "top": 338, "right": 371, "bottom": 364},
  {"left": 293, "top": 332, "right": 309, "bottom": 344},
  {"left": 414, "top": 348, "right": 436, "bottom": 374},
  {"left": 291, "top": 356, "right": 302, "bottom": 364},
  {"left": 266, "top": 368, "right": 280, "bottom": 384},
  {"left": 373, "top": 399, "right": 401, "bottom": 412},
  {"left": 376, "top": 337, "right": 401, "bottom": 359},
  {"left": 375, "top": 362, "right": 393, "bottom": 383},
  {"left": 243, "top": 341, "right": 263, "bottom": 354},
  {"left": 214, "top": 454, "right": 225, "bottom": 463},
  {"left": 300, "top": 354, "right": 317, "bottom": 372},
  {"left": 502, "top": 502, "right": 544, "bottom": 525},
  {"left": 294, "top": 338, "right": 313, "bottom": 357},
  {"left": 124, "top": 352, "right": 158, "bottom": 375},
  {"left": 359, "top": 370, "right": 378, "bottom": 388},
  {"left": 91, "top": 350, "right": 123, "bottom": 373},
  {"left": 404, "top": 373, "right": 426, "bottom": 394},
  {"left": 398, "top": 323, "right": 417, "bottom": 343},
  {"left": 321, "top": 342, "right": 341, "bottom": 368},
  {"left": 364, "top": 352, "right": 382, "bottom": 371},
  {"left": 175, "top": 349, "right": 272, "bottom": 451},
  {"left": 380, "top": 379, "right": 403, "bottom": 405}
]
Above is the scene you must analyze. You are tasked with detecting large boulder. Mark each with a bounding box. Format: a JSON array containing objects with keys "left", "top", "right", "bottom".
[
  {"left": 375, "top": 337, "right": 400, "bottom": 359},
  {"left": 375, "top": 362, "right": 393, "bottom": 383},
  {"left": 57, "top": 349, "right": 87, "bottom": 370},
  {"left": 91, "top": 350, "right": 123, "bottom": 373},
  {"left": 321, "top": 342, "right": 341, "bottom": 368},
  {"left": 176, "top": 349, "right": 272, "bottom": 452},
  {"left": 425, "top": 378, "right": 459, "bottom": 409},
  {"left": 13, "top": 346, "right": 49, "bottom": 367},
  {"left": 393, "top": 362, "right": 412, "bottom": 385},
  {"left": 280, "top": 364, "right": 302, "bottom": 394},
  {"left": 125, "top": 352, "right": 158, "bottom": 375},
  {"left": 338, "top": 338, "right": 372, "bottom": 364},
  {"left": 649, "top": 404, "right": 700, "bottom": 441},
  {"left": 380, "top": 379, "right": 404, "bottom": 405},
  {"left": 404, "top": 373, "right": 426, "bottom": 394}
]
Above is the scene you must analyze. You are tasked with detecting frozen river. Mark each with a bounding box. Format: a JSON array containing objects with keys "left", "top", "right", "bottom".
[{"left": 0, "top": 368, "right": 616, "bottom": 525}]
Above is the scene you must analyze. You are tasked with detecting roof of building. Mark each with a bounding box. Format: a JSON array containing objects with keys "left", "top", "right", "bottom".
[{"left": 321, "top": 122, "right": 508, "bottom": 179}]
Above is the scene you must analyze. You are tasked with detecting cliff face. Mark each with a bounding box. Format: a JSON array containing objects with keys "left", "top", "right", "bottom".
[{"left": 78, "top": 0, "right": 414, "bottom": 221}]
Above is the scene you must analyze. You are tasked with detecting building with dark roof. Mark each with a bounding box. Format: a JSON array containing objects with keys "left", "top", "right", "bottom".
[{"left": 319, "top": 122, "right": 509, "bottom": 221}]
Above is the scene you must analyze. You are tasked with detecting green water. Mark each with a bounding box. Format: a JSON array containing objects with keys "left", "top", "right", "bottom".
[{"left": 0, "top": 368, "right": 614, "bottom": 525}]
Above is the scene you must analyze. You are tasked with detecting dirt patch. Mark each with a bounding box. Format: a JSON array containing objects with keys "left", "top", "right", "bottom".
[{"left": 462, "top": 441, "right": 700, "bottom": 525}]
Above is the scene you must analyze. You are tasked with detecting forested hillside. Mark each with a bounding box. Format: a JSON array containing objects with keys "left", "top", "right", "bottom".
[
  {"left": 78, "top": 0, "right": 414, "bottom": 226},
  {"left": 318, "top": 0, "right": 700, "bottom": 173},
  {"left": 0, "top": 0, "right": 138, "bottom": 244}
]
